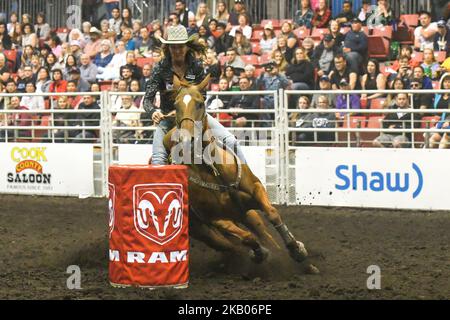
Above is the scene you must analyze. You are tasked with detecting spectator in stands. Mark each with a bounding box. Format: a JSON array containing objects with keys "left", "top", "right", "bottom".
[
  {"left": 229, "top": 0, "right": 249, "bottom": 26},
  {"left": 232, "top": 29, "right": 252, "bottom": 55},
  {"left": 272, "top": 49, "right": 289, "bottom": 74},
  {"left": 386, "top": 77, "right": 406, "bottom": 107},
  {"left": 67, "top": 81, "right": 83, "bottom": 109},
  {"left": 289, "top": 95, "right": 311, "bottom": 143},
  {"left": 84, "top": 27, "right": 102, "bottom": 59},
  {"left": 68, "top": 29, "right": 85, "bottom": 49},
  {"left": 206, "top": 78, "right": 233, "bottom": 127},
  {"left": 35, "top": 67, "right": 51, "bottom": 93},
  {"left": 121, "top": 28, "right": 136, "bottom": 51},
  {"left": 428, "top": 74, "right": 450, "bottom": 148},
  {"left": 35, "top": 13, "right": 50, "bottom": 42},
  {"left": 69, "top": 67, "right": 90, "bottom": 92},
  {"left": 411, "top": 66, "right": 433, "bottom": 89},
  {"left": 20, "top": 82, "right": 45, "bottom": 111},
  {"left": 198, "top": 24, "right": 214, "bottom": 47},
  {"left": 97, "top": 40, "right": 127, "bottom": 80},
  {"left": 335, "top": 78, "right": 360, "bottom": 118},
  {"left": 294, "top": 95, "right": 336, "bottom": 145},
  {"left": 70, "top": 40, "right": 83, "bottom": 62},
  {"left": 213, "top": 22, "right": 233, "bottom": 55},
  {"left": 343, "top": 18, "right": 368, "bottom": 74},
  {"left": 434, "top": 18, "right": 450, "bottom": 53},
  {"left": 204, "top": 49, "right": 221, "bottom": 83},
  {"left": 63, "top": 54, "right": 78, "bottom": 80},
  {"left": 71, "top": 95, "right": 101, "bottom": 143},
  {"left": 357, "top": 0, "right": 372, "bottom": 26},
  {"left": 302, "top": 37, "right": 315, "bottom": 60},
  {"left": 121, "top": 8, "right": 133, "bottom": 28},
  {"left": 295, "top": 0, "right": 314, "bottom": 29},
  {"left": 276, "top": 36, "right": 294, "bottom": 63},
  {"left": 258, "top": 61, "right": 290, "bottom": 126},
  {"left": 365, "top": 0, "right": 393, "bottom": 27},
  {"left": 311, "top": 75, "right": 336, "bottom": 108},
  {"left": 388, "top": 55, "right": 413, "bottom": 86},
  {"left": 230, "top": 14, "right": 252, "bottom": 40},
  {"left": 129, "top": 79, "right": 143, "bottom": 107},
  {"left": 132, "top": 20, "right": 143, "bottom": 41},
  {"left": 10, "top": 95, "right": 33, "bottom": 140},
  {"left": 328, "top": 19, "right": 345, "bottom": 48},
  {"left": 48, "top": 33, "right": 63, "bottom": 59},
  {"left": 330, "top": 54, "right": 358, "bottom": 90},
  {"left": 414, "top": 11, "right": 438, "bottom": 51},
  {"left": 0, "top": 53, "right": 11, "bottom": 83},
  {"left": 215, "top": 0, "right": 230, "bottom": 25},
  {"left": 286, "top": 47, "right": 315, "bottom": 91},
  {"left": 335, "top": 0, "right": 356, "bottom": 27},
  {"left": 109, "top": 7, "right": 122, "bottom": 35},
  {"left": 280, "top": 21, "right": 299, "bottom": 50},
  {"left": 22, "top": 14, "right": 32, "bottom": 25},
  {"left": 6, "top": 12, "right": 18, "bottom": 35},
  {"left": 410, "top": 78, "right": 433, "bottom": 121},
  {"left": 0, "top": 22, "right": 13, "bottom": 50},
  {"left": 10, "top": 23, "right": 22, "bottom": 49},
  {"left": 176, "top": 0, "right": 195, "bottom": 28},
  {"left": 113, "top": 95, "right": 141, "bottom": 144},
  {"left": 49, "top": 69, "right": 68, "bottom": 97},
  {"left": 195, "top": 2, "right": 211, "bottom": 28},
  {"left": 44, "top": 96, "right": 73, "bottom": 143},
  {"left": 104, "top": 0, "right": 120, "bottom": 20},
  {"left": 135, "top": 26, "right": 154, "bottom": 58},
  {"left": 187, "top": 16, "right": 199, "bottom": 37},
  {"left": 20, "top": 45, "right": 34, "bottom": 67},
  {"left": 100, "top": 19, "right": 116, "bottom": 44},
  {"left": 227, "top": 77, "right": 260, "bottom": 127},
  {"left": 94, "top": 39, "right": 114, "bottom": 68},
  {"left": 360, "top": 59, "right": 387, "bottom": 106},
  {"left": 225, "top": 47, "right": 246, "bottom": 73},
  {"left": 46, "top": 53, "right": 63, "bottom": 71},
  {"left": 223, "top": 65, "right": 239, "bottom": 89},
  {"left": 121, "top": 51, "right": 142, "bottom": 80},
  {"left": 140, "top": 64, "right": 152, "bottom": 92},
  {"left": 312, "top": 34, "right": 340, "bottom": 79},
  {"left": 312, "top": 0, "right": 332, "bottom": 28},
  {"left": 18, "top": 65, "right": 35, "bottom": 92},
  {"left": 260, "top": 23, "right": 277, "bottom": 55},
  {"left": 120, "top": 65, "right": 134, "bottom": 87},
  {"left": 79, "top": 54, "right": 98, "bottom": 84},
  {"left": 421, "top": 48, "right": 442, "bottom": 80},
  {"left": 373, "top": 93, "right": 411, "bottom": 148},
  {"left": 22, "top": 23, "right": 38, "bottom": 49}
]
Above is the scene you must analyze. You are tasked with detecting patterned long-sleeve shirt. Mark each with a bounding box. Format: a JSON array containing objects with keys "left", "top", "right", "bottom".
[
  {"left": 294, "top": 8, "right": 314, "bottom": 29},
  {"left": 143, "top": 55, "right": 207, "bottom": 118},
  {"left": 311, "top": 9, "right": 332, "bottom": 28}
]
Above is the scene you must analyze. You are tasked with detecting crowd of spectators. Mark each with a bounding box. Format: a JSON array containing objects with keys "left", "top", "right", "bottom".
[{"left": 0, "top": 0, "right": 449, "bottom": 147}]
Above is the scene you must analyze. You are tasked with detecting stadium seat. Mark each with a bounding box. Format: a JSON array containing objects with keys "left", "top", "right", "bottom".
[
  {"left": 432, "top": 81, "right": 440, "bottom": 90},
  {"left": 241, "top": 55, "right": 260, "bottom": 66},
  {"left": 372, "top": 26, "right": 392, "bottom": 40},
  {"left": 55, "top": 27, "right": 70, "bottom": 42},
  {"left": 421, "top": 116, "right": 441, "bottom": 129},
  {"left": 136, "top": 57, "right": 153, "bottom": 68},
  {"left": 362, "top": 26, "right": 370, "bottom": 36},
  {"left": 342, "top": 116, "right": 367, "bottom": 128},
  {"left": 259, "top": 53, "right": 271, "bottom": 65},
  {"left": 367, "top": 36, "right": 390, "bottom": 60},
  {"left": 254, "top": 67, "right": 264, "bottom": 77},
  {"left": 251, "top": 42, "right": 261, "bottom": 55},
  {"left": 251, "top": 29, "right": 264, "bottom": 40},
  {"left": 261, "top": 19, "right": 280, "bottom": 29},
  {"left": 370, "top": 98, "right": 386, "bottom": 110},
  {"left": 411, "top": 52, "right": 423, "bottom": 64},
  {"left": 293, "top": 27, "right": 310, "bottom": 40},
  {"left": 434, "top": 51, "right": 446, "bottom": 63},
  {"left": 367, "top": 116, "right": 384, "bottom": 128},
  {"left": 310, "top": 28, "right": 330, "bottom": 41},
  {"left": 400, "top": 14, "right": 419, "bottom": 28},
  {"left": 99, "top": 80, "right": 114, "bottom": 91},
  {"left": 274, "top": 30, "right": 282, "bottom": 37},
  {"left": 393, "top": 25, "right": 414, "bottom": 45}
]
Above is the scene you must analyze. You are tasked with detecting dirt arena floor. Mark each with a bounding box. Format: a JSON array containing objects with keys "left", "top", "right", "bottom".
[{"left": 0, "top": 194, "right": 449, "bottom": 300}]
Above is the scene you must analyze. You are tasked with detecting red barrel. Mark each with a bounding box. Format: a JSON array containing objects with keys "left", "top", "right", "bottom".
[{"left": 108, "top": 165, "right": 189, "bottom": 288}]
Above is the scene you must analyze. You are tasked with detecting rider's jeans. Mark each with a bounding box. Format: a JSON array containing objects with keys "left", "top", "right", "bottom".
[{"left": 151, "top": 114, "right": 246, "bottom": 165}]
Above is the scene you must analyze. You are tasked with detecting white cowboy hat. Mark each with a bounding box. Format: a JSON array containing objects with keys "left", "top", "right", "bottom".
[
  {"left": 160, "top": 25, "right": 190, "bottom": 44},
  {"left": 89, "top": 27, "right": 102, "bottom": 35}
]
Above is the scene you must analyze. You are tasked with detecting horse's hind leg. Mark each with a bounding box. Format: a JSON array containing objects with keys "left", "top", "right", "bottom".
[
  {"left": 190, "top": 218, "right": 239, "bottom": 253},
  {"left": 252, "top": 182, "right": 310, "bottom": 264},
  {"left": 212, "top": 219, "right": 269, "bottom": 264},
  {"left": 244, "top": 210, "right": 280, "bottom": 250}
]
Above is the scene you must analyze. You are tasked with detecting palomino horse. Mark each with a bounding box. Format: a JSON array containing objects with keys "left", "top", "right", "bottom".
[{"left": 163, "top": 75, "right": 318, "bottom": 273}]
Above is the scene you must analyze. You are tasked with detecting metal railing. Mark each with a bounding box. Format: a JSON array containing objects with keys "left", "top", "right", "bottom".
[{"left": 0, "top": 88, "right": 449, "bottom": 202}]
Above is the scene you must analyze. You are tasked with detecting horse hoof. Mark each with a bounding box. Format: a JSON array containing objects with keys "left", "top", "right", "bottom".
[
  {"left": 304, "top": 264, "right": 320, "bottom": 275},
  {"left": 250, "top": 246, "right": 270, "bottom": 264},
  {"left": 288, "top": 241, "right": 308, "bottom": 262}
]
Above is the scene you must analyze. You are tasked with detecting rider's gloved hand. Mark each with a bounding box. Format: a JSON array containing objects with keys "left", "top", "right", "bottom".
[{"left": 152, "top": 111, "right": 165, "bottom": 124}]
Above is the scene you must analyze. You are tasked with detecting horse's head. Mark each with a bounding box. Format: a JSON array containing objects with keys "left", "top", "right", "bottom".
[{"left": 172, "top": 74, "right": 210, "bottom": 143}]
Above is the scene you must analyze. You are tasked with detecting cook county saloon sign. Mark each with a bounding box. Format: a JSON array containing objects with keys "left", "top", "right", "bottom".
[
  {"left": 0, "top": 143, "right": 94, "bottom": 196},
  {"left": 6, "top": 146, "right": 52, "bottom": 191}
]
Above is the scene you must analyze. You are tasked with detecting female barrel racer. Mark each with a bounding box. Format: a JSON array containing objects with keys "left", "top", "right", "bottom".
[{"left": 143, "top": 25, "right": 245, "bottom": 165}]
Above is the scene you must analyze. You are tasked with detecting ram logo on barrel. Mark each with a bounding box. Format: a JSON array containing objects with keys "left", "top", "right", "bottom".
[{"left": 133, "top": 183, "right": 184, "bottom": 245}]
